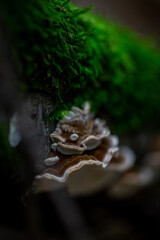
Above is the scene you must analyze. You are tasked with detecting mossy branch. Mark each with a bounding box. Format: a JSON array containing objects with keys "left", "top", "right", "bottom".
[{"left": 1, "top": 0, "right": 160, "bottom": 134}]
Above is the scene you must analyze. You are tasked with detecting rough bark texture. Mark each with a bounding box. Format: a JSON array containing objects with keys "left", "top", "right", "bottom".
[{"left": 19, "top": 92, "right": 55, "bottom": 174}]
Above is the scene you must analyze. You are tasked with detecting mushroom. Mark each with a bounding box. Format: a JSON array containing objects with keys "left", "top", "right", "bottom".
[
  {"left": 106, "top": 146, "right": 136, "bottom": 172},
  {"left": 33, "top": 137, "right": 118, "bottom": 194},
  {"left": 50, "top": 103, "right": 110, "bottom": 155},
  {"left": 44, "top": 156, "right": 59, "bottom": 166},
  {"left": 32, "top": 103, "right": 119, "bottom": 194},
  {"left": 108, "top": 166, "right": 153, "bottom": 199},
  {"left": 66, "top": 145, "right": 136, "bottom": 196}
]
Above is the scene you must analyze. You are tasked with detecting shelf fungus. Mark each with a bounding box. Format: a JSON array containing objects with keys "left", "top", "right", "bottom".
[
  {"left": 33, "top": 102, "right": 119, "bottom": 193},
  {"left": 67, "top": 145, "right": 136, "bottom": 196},
  {"left": 108, "top": 166, "right": 153, "bottom": 199},
  {"left": 106, "top": 146, "right": 136, "bottom": 172}
]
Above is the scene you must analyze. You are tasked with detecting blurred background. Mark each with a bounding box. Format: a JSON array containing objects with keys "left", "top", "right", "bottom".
[
  {"left": 73, "top": 0, "right": 160, "bottom": 40},
  {"left": 0, "top": 1, "right": 160, "bottom": 240}
]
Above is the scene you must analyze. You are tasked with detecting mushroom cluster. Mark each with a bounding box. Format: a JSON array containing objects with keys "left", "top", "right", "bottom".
[
  {"left": 31, "top": 103, "right": 159, "bottom": 197},
  {"left": 33, "top": 102, "right": 119, "bottom": 193},
  {"left": 66, "top": 146, "right": 136, "bottom": 196}
]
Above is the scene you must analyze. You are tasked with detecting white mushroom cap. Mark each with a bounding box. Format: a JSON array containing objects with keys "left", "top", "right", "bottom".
[
  {"left": 51, "top": 143, "right": 58, "bottom": 150},
  {"left": 70, "top": 133, "right": 79, "bottom": 141},
  {"left": 109, "top": 135, "right": 119, "bottom": 147},
  {"left": 44, "top": 156, "right": 59, "bottom": 166}
]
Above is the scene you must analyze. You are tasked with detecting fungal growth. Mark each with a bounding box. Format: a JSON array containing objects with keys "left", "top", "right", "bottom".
[
  {"left": 106, "top": 146, "right": 136, "bottom": 172},
  {"left": 33, "top": 102, "right": 119, "bottom": 193},
  {"left": 66, "top": 146, "right": 136, "bottom": 196},
  {"left": 108, "top": 166, "right": 153, "bottom": 199}
]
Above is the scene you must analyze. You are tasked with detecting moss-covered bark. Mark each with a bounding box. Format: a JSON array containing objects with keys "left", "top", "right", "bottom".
[{"left": 1, "top": 0, "right": 160, "bottom": 134}]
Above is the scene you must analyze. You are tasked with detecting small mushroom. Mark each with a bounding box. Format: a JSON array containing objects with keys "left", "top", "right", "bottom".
[
  {"left": 44, "top": 156, "right": 59, "bottom": 166},
  {"left": 51, "top": 143, "right": 58, "bottom": 151},
  {"left": 70, "top": 133, "right": 79, "bottom": 142}
]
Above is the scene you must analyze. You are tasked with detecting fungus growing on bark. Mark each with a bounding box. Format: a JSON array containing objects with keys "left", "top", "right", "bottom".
[
  {"left": 33, "top": 103, "right": 119, "bottom": 193},
  {"left": 66, "top": 145, "right": 135, "bottom": 196},
  {"left": 50, "top": 102, "right": 111, "bottom": 154}
]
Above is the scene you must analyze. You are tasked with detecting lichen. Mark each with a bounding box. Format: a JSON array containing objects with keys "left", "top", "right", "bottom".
[{"left": 1, "top": 0, "right": 160, "bottom": 134}]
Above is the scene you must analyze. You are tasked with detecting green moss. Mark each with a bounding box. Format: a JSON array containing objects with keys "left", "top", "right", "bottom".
[{"left": 1, "top": 0, "right": 160, "bottom": 134}]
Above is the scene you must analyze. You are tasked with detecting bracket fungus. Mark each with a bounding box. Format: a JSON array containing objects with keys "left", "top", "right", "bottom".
[
  {"left": 106, "top": 146, "right": 136, "bottom": 172},
  {"left": 66, "top": 145, "right": 136, "bottom": 196},
  {"left": 33, "top": 102, "right": 119, "bottom": 194},
  {"left": 108, "top": 166, "right": 153, "bottom": 199}
]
